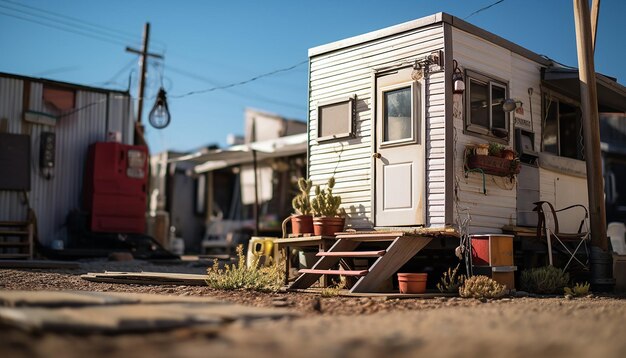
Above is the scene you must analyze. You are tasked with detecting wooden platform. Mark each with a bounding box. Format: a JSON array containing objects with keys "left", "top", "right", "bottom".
[
  {"left": 0, "top": 290, "right": 298, "bottom": 333},
  {"left": 81, "top": 272, "right": 209, "bottom": 286},
  {"left": 288, "top": 288, "right": 458, "bottom": 299}
]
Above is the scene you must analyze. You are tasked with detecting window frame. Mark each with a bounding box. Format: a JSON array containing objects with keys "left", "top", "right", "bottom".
[
  {"left": 379, "top": 81, "right": 419, "bottom": 148},
  {"left": 315, "top": 96, "right": 356, "bottom": 142},
  {"left": 541, "top": 88, "right": 584, "bottom": 161},
  {"left": 464, "top": 69, "right": 510, "bottom": 143}
]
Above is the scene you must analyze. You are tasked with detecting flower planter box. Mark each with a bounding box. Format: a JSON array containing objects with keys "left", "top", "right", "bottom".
[{"left": 467, "top": 154, "right": 520, "bottom": 177}]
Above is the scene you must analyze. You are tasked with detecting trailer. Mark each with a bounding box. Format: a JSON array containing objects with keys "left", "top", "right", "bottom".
[{"left": 306, "top": 12, "right": 626, "bottom": 236}]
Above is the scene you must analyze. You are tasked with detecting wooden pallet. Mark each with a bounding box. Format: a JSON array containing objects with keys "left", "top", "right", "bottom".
[
  {"left": 0, "top": 221, "right": 33, "bottom": 260},
  {"left": 289, "top": 231, "right": 433, "bottom": 293}
]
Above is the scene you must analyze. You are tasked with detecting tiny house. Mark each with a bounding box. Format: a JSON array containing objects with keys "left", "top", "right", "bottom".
[{"left": 307, "top": 13, "right": 626, "bottom": 235}]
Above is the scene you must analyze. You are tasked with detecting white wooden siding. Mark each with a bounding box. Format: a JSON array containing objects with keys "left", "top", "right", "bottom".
[
  {"left": 539, "top": 168, "right": 588, "bottom": 232},
  {"left": 451, "top": 28, "right": 542, "bottom": 233},
  {"left": 309, "top": 24, "right": 446, "bottom": 229}
]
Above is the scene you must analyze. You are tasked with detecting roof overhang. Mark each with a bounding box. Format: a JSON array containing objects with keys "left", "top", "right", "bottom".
[
  {"left": 169, "top": 133, "right": 307, "bottom": 174},
  {"left": 542, "top": 68, "right": 626, "bottom": 112}
]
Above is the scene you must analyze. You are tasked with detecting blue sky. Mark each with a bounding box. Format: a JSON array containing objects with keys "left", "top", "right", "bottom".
[{"left": 1, "top": 0, "right": 624, "bottom": 153}]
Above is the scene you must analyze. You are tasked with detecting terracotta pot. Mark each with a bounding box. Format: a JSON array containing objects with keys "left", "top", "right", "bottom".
[
  {"left": 475, "top": 144, "right": 489, "bottom": 156},
  {"left": 291, "top": 214, "right": 313, "bottom": 235},
  {"left": 312, "top": 216, "right": 345, "bottom": 236},
  {"left": 397, "top": 273, "right": 428, "bottom": 294},
  {"left": 502, "top": 149, "right": 516, "bottom": 160}
]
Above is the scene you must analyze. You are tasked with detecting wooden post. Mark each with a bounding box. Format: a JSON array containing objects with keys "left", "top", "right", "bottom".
[
  {"left": 573, "top": 0, "right": 608, "bottom": 251},
  {"left": 252, "top": 149, "right": 259, "bottom": 236},
  {"left": 590, "top": 0, "right": 601, "bottom": 53},
  {"left": 126, "top": 23, "right": 163, "bottom": 143}
]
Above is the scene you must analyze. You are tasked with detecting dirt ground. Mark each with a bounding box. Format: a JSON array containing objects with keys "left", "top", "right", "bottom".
[{"left": 1, "top": 259, "right": 626, "bottom": 358}]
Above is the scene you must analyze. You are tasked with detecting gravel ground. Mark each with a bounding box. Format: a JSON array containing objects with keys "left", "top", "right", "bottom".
[{"left": 1, "top": 259, "right": 626, "bottom": 358}]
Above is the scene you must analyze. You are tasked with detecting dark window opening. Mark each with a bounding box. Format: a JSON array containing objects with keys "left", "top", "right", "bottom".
[{"left": 542, "top": 93, "right": 584, "bottom": 161}]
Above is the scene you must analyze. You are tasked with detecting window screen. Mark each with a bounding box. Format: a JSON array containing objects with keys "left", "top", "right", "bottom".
[{"left": 317, "top": 97, "right": 355, "bottom": 140}]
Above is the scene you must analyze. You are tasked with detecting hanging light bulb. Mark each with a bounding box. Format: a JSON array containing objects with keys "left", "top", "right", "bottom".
[{"left": 148, "top": 87, "right": 171, "bottom": 129}]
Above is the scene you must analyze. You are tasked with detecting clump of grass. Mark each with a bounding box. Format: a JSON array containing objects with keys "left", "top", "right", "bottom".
[
  {"left": 320, "top": 276, "right": 346, "bottom": 297},
  {"left": 437, "top": 263, "right": 466, "bottom": 293},
  {"left": 520, "top": 266, "right": 569, "bottom": 294},
  {"left": 206, "top": 245, "right": 284, "bottom": 292},
  {"left": 564, "top": 282, "right": 591, "bottom": 297},
  {"left": 459, "top": 275, "right": 507, "bottom": 299}
]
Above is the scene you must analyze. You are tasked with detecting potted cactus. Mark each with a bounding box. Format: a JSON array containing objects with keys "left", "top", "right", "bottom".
[
  {"left": 310, "top": 177, "right": 345, "bottom": 236},
  {"left": 291, "top": 178, "right": 313, "bottom": 235}
]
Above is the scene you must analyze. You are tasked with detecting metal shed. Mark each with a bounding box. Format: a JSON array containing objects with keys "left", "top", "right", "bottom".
[{"left": 0, "top": 72, "right": 133, "bottom": 246}]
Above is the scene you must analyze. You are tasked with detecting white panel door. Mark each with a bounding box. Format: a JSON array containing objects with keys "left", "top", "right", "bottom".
[{"left": 375, "top": 67, "right": 424, "bottom": 226}]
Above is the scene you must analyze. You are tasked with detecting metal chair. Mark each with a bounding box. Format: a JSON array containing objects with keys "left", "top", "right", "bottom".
[{"left": 534, "top": 201, "right": 590, "bottom": 271}]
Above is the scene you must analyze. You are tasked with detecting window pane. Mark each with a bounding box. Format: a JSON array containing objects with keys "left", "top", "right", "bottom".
[
  {"left": 469, "top": 79, "right": 489, "bottom": 128},
  {"left": 318, "top": 100, "right": 351, "bottom": 138},
  {"left": 491, "top": 85, "right": 506, "bottom": 130},
  {"left": 383, "top": 86, "right": 412, "bottom": 142},
  {"left": 559, "top": 102, "right": 582, "bottom": 160},
  {"left": 543, "top": 96, "right": 559, "bottom": 155}
]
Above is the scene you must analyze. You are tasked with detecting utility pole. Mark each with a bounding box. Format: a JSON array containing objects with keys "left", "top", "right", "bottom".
[
  {"left": 590, "top": 0, "right": 601, "bottom": 53},
  {"left": 126, "top": 23, "right": 163, "bottom": 143},
  {"left": 572, "top": 0, "right": 608, "bottom": 251}
]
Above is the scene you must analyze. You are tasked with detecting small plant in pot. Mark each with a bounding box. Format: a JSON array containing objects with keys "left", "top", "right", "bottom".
[
  {"left": 290, "top": 178, "right": 313, "bottom": 235},
  {"left": 488, "top": 142, "right": 505, "bottom": 157},
  {"left": 311, "top": 176, "right": 345, "bottom": 236}
]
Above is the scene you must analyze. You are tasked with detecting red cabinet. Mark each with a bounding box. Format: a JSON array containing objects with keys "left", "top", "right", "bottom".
[{"left": 83, "top": 142, "right": 148, "bottom": 234}]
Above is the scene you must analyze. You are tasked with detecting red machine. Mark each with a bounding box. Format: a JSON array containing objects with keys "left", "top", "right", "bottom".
[{"left": 83, "top": 142, "right": 148, "bottom": 234}]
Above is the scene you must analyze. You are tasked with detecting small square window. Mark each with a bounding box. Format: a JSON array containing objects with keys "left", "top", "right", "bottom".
[
  {"left": 317, "top": 96, "right": 356, "bottom": 141},
  {"left": 465, "top": 70, "right": 509, "bottom": 140}
]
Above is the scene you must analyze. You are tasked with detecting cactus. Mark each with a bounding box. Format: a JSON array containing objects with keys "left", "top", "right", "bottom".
[
  {"left": 437, "top": 263, "right": 466, "bottom": 293},
  {"left": 291, "top": 178, "right": 312, "bottom": 215},
  {"left": 459, "top": 275, "right": 507, "bottom": 299},
  {"left": 311, "top": 177, "right": 343, "bottom": 217},
  {"left": 520, "top": 266, "right": 569, "bottom": 294}
]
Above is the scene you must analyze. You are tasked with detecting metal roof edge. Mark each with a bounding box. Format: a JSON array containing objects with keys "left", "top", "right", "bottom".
[
  {"left": 308, "top": 13, "right": 444, "bottom": 58},
  {"left": 447, "top": 16, "right": 550, "bottom": 66},
  {"left": 308, "top": 12, "right": 550, "bottom": 67},
  {"left": 0, "top": 71, "right": 130, "bottom": 96}
]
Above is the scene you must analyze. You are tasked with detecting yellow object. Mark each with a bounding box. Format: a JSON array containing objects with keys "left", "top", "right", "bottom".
[{"left": 246, "top": 237, "right": 275, "bottom": 268}]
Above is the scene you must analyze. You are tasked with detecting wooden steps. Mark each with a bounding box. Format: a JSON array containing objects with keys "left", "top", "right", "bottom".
[
  {"left": 0, "top": 221, "right": 34, "bottom": 260},
  {"left": 289, "top": 232, "right": 433, "bottom": 293},
  {"left": 298, "top": 268, "right": 368, "bottom": 276},
  {"left": 316, "top": 250, "right": 386, "bottom": 257}
]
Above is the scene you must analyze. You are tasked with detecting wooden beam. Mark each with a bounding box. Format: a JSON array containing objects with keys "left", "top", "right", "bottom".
[
  {"left": 590, "top": 0, "right": 601, "bottom": 53},
  {"left": 572, "top": 0, "right": 608, "bottom": 251}
]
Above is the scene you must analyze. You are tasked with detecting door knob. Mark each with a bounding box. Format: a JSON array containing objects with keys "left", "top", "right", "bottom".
[{"left": 372, "top": 152, "right": 381, "bottom": 159}]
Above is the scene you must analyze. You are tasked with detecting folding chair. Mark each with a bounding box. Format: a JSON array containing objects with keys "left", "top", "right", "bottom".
[{"left": 534, "top": 201, "right": 590, "bottom": 271}]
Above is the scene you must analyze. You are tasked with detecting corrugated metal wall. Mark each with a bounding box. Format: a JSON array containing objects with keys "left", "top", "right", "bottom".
[
  {"left": 0, "top": 75, "right": 132, "bottom": 245},
  {"left": 308, "top": 24, "right": 446, "bottom": 228}
]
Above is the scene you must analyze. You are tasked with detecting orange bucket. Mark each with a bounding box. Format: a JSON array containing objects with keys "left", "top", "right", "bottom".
[{"left": 397, "top": 273, "right": 428, "bottom": 294}]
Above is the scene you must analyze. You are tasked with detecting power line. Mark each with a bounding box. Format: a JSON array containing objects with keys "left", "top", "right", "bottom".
[
  {"left": 170, "top": 60, "right": 308, "bottom": 99},
  {"left": 166, "top": 65, "right": 304, "bottom": 110},
  {"left": 465, "top": 0, "right": 505, "bottom": 20},
  {"left": 0, "top": 0, "right": 165, "bottom": 51},
  {"left": 0, "top": 9, "right": 129, "bottom": 47},
  {"left": 0, "top": 0, "right": 166, "bottom": 49}
]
